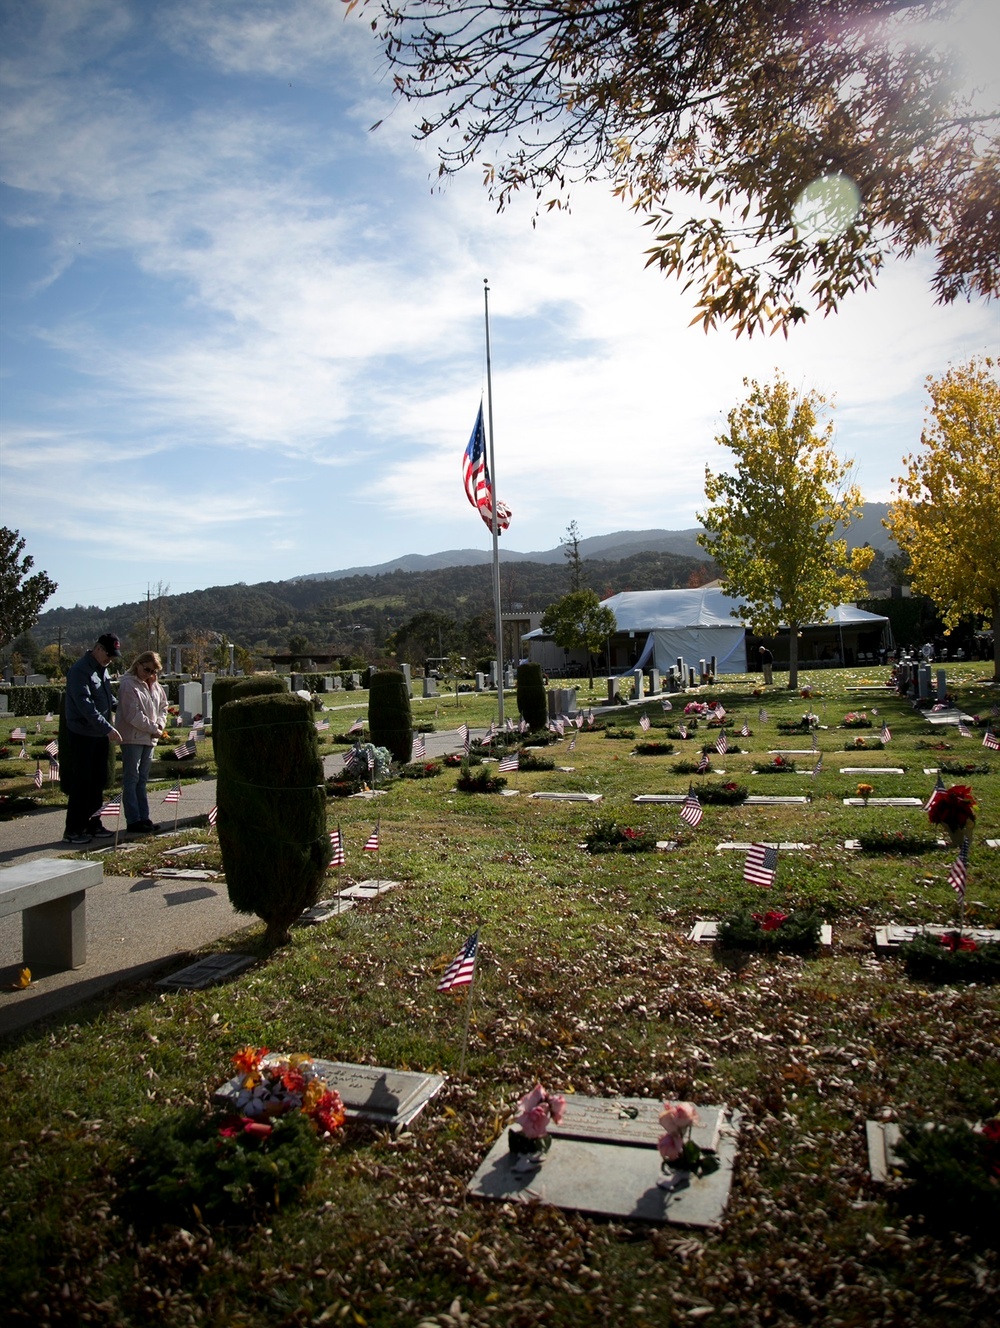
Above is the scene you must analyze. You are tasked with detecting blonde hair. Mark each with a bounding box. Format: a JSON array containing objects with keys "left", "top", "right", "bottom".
[{"left": 129, "top": 651, "right": 163, "bottom": 677}]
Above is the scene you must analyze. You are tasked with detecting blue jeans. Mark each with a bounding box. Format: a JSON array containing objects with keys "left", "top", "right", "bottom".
[{"left": 121, "top": 744, "right": 154, "bottom": 826}]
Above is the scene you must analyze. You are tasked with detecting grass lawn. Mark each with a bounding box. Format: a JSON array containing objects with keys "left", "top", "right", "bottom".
[{"left": 1, "top": 664, "right": 998, "bottom": 1326}]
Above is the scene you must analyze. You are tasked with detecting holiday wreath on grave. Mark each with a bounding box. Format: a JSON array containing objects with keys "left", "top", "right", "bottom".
[
  {"left": 604, "top": 727, "right": 636, "bottom": 740},
  {"left": 844, "top": 736, "right": 885, "bottom": 750},
  {"left": 517, "top": 750, "right": 556, "bottom": 771},
  {"left": 120, "top": 1048, "right": 346, "bottom": 1227},
  {"left": 456, "top": 762, "right": 507, "bottom": 793},
  {"left": 690, "top": 780, "right": 748, "bottom": 805},
  {"left": 755, "top": 756, "right": 798, "bottom": 774},
  {"left": 717, "top": 909, "right": 823, "bottom": 952},
  {"left": 399, "top": 760, "right": 443, "bottom": 779},
  {"left": 444, "top": 750, "right": 482, "bottom": 767},
  {"left": 634, "top": 740, "right": 676, "bottom": 755},
  {"left": 938, "top": 760, "right": 992, "bottom": 776},
  {"left": 898, "top": 932, "right": 1000, "bottom": 984},
  {"left": 856, "top": 828, "right": 940, "bottom": 854},
  {"left": 892, "top": 1117, "right": 1000, "bottom": 1236},
  {"left": 584, "top": 818, "right": 657, "bottom": 853}
]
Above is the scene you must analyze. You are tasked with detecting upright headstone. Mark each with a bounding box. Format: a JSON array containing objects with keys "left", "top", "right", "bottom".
[
  {"left": 698, "top": 659, "right": 706, "bottom": 679},
  {"left": 489, "top": 661, "right": 498, "bottom": 687},
  {"left": 401, "top": 663, "right": 412, "bottom": 697},
  {"left": 350, "top": 673, "right": 361, "bottom": 689},
  {"left": 504, "top": 667, "right": 515, "bottom": 689},
  {"left": 178, "top": 681, "right": 201, "bottom": 723},
  {"left": 475, "top": 672, "right": 486, "bottom": 692},
  {"left": 333, "top": 676, "right": 343, "bottom": 690},
  {"left": 633, "top": 669, "right": 644, "bottom": 700},
  {"left": 292, "top": 673, "right": 305, "bottom": 692},
  {"left": 688, "top": 667, "right": 696, "bottom": 688},
  {"left": 0, "top": 693, "right": 8, "bottom": 713},
  {"left": 649, "top": 669, "right": 660, "bottom": 693},
  {"left": 936, "top": 669, "right": 947, "bottom": 701},
  {"left": 422, "top": 677, "right": 437, "bottom": 698},
  {"left": 202, "top": 673, "right": 216, "bottom": 719},
  {"left": 607, "top": 677, "right": 617, "bottom": 703},
  {"left": 917, "top": 665, "right": 931, "bottom": 700},
  {"left": 26, "top": 673, "right": 47, "bottom": 685},
  {"left": 710, "top": 655, "right": 717, "bottom": 677}
]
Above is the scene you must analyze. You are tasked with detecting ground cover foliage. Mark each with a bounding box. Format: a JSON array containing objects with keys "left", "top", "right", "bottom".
[{"left": 1, "top": 665, "right": 999, "bottom": 1326}]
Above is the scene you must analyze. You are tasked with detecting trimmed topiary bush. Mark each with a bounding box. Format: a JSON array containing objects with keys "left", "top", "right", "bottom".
[
  {"left": 215, "top": 692, "right": 327, "bottom": 947},
  {"left": 516, "top": 663, "right": 547, "bottom": 732},
  {"left": 213, "top": 675, "right": 286, "bottom": 763},
  {"left": 367, "top": 670, "right": 413, "bottom": 764}
]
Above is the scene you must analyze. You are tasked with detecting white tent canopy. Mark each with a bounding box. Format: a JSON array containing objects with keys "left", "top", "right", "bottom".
[{"left": 598, "top": 589, "right": 889, "bottom": 675}]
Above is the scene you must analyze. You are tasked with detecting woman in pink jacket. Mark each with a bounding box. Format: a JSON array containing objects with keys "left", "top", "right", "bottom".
[{"left": 117, "top": 651, "right": 169, "bottom": 833}]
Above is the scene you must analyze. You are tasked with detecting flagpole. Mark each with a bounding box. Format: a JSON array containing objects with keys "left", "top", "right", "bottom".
[
  {"left": 483, "top": 278, "right": 505, "bottom": 728},
  {"left": 457, "top": 955, "right": 478, "bottom": 1080}
]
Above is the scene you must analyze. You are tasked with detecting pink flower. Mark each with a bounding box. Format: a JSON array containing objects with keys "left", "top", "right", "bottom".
[
  {"left": 659, "top": 1102, "right": 700, "bottom": 1134},
  {"left": 657, "top": 1131, "right": 684, "bottom": 1161},
  {"left": 515, "top": 1083, "right": 566, "bottom": 1138}
]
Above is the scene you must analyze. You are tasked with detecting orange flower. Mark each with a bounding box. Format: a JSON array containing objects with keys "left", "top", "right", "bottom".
[{"left": 232, "top": 1045, "right": 267, "bottom": 1081}]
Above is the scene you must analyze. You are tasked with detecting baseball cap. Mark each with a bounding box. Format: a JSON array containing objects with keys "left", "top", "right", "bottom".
[{"left": 97, "top": 633, "right": 122, "bottom": 658}]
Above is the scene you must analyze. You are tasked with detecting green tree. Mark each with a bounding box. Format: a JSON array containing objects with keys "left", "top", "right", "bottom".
[
  {"left": 697, "top": 376, "right": 874, "bottom": 689},
  {"left": 541, "top": 589, "right": 617, "bottom": 686},
  {"left": 885, "top": 358, "right": 1000, "bottom": 680},
  {"left": 353, "top": 0, "right": 999, "bottom": 336},
  {"left": 0, "top": 527, "right": 57, "bottom": 650},
  {"left": 561, "top": 521, "right": 585, "bottom": 592},
  {"left": 386, "top": 611, "right": 460, "bottom": 667}
]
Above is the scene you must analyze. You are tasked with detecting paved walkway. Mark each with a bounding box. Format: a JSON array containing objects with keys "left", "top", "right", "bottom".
[{"left": 0, "top": 724, "right": 476, "bottom": 1039}]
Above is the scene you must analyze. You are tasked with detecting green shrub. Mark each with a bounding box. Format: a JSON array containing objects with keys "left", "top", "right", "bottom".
[
  {"left": 634, "top": 740, "right": 676, "bottom": 755},
  {"left": 691, "top": 780, "right": 748, "bottom": 805},
  {"left": 213, "top": 676, "right": 286, "bottom": 763},
  {"left": 517, "top": 751, "right": 555, "bottom": 771},
  {"left": 215, "top": 692, "right": 327, "bottom": 946},
  {"left": 857, "top": 829, "right": 940, "bottom": 854},
  {"left": 584, "top": 818, "right": 657, "bottom": 853},
  {"left": 456, "top": 763, "right": 507, "bottom": 793},
  {"left": 516, "top": 663, "right": 547, "bottom": 731},
  {"left": 0, "top": 684, "right": 64, "bottom": 716},
  {"left": 367, "top": 670, "right": 413, "bottom": 764}
]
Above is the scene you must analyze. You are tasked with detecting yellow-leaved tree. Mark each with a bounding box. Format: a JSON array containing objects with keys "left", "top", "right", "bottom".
[
  {"left": 698, "top": 377, "right": 874, "bottom": 689},
  {"left": 885, "top": 358, "right": 1000, "bottom": 680}
]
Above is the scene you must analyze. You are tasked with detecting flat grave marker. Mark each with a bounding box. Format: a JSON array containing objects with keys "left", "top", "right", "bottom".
[
  {"left": 873, "top": 923, "right": 1000, "bottom": 955},
  {"left": 839, "top": 767, "right": 905, "bottom": 775},
  {"left": 529, "top": 792, "right": 602, "bottom": 803},
  {"left": 295, "top": 899, "right": 355, "bottom": 925},
  {"left": 157, "top": 952, "right": 257, "bottom": 989},
  {"left": 338, "top": 879, "right": 400, "bottom": 900},
  {"left": 745, "top": 795, "right": 810, "bottom": 805},
  {"left": 843, "top": 797, "right": 923, "bottom": 806},
  {"left": 715, "top": 842, "right": 815, "bottom": 851},
  {"left": 689, "top": 920, "right": 833, "bottom": 946},
  {"left": 468, "top": 1096, "right": 741, "bottom": 1228},
  {"left": 214, "top": 1059, "right": 444, "bottom": 1129}
]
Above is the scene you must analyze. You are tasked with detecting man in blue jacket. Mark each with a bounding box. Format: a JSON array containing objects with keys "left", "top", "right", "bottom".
[{"left": 63, "top": 633, "right": 123, "bottom": 844}]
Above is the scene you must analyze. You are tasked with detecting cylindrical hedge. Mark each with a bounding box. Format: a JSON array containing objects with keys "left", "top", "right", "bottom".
[
  {"left": 212, "top": 675, "right": 286, "bottom": 763},
  {"left": 215, "top": 691, "right": 327, "bottom": 946},
  {"left": 516, "top": 663, "right": 547, "bottom": 731},
  {"left": 367, "top": 671, "right": 413, "bottom": 764}
]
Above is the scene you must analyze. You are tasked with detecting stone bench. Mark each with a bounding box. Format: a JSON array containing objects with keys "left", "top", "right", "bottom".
[{"left": 0, "top": 857, "right": 102, "bottom": 970}]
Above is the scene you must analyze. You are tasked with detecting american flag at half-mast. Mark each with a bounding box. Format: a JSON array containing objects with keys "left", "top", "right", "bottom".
[
  {"left": 162, "top": 783, "right": 183, "bottom": 804},
  {"left": 363, "top": 822, "right": 380, "bottom": 852},
  {"left": 983, "top": 729, "right": 1000, "bottom": 751},
  {"left": 411, "top": 733, "right": 426, "bottom": 762},
  {"left": 744, "top": 843, "right": 778, "bottom": 888},
  {"left": 639, "top": 713, "right": 651, "bottom": 731},
  {"left": 715, "top": 729, "right": 728, "bottom": 755},
  {"left": 463, "top": 404, "right": 511, "bottom": 533},
  {"left": 679, "top": 787, "right": 703, "bottom": 828},
  {"left": 948, "top": 837, "right": 970, "bottom": 898},
  {"left": 329, "top": 826, "right": 346, "bottom": 867},
  {"left": 498, "top": 751, "right": 519, "bottom": 772},
  {"left": 437, "top": 931, "right": 479, "bottom": 991}
]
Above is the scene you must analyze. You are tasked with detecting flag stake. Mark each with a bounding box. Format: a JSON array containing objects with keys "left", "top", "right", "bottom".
[{"left": 483, "top": 279, "right": 505, "bottom": 728}]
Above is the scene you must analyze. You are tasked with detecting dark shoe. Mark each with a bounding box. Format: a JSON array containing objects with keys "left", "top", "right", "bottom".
[
  {"left": 127, "top": 822, "right": 148, "bottom": 834},
  {"left": 140, "top": 820, "right": 160, "bottom": 833},
  {"left": 64, "top": 832, "right": 93, "bottom": 845},
  {"left": 89, "top": 825, "right": 115, "bottom": 839}
]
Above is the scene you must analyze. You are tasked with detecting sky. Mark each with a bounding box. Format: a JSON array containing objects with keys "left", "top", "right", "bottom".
[{"left": 1, "top": 0, "right": 998, "bottom": 614}]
